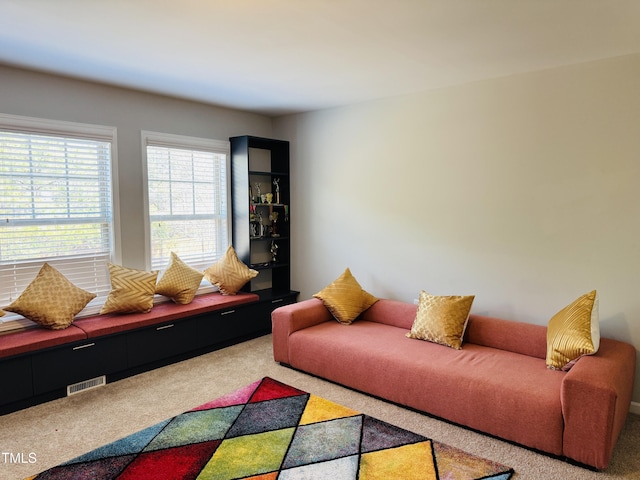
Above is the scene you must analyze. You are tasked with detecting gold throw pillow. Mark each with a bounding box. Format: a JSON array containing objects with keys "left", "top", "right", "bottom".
[
  {"left": 406, "top": 290, "right": 475, "bottom": 349},
  {"left": 4, "top": 263, "right": 96, "bottom": 330},
  {"left": 313, "top": 268, "right": 379, "bottom": 324},
  {"left": 203, "top": 245, "right": 258, "bottom": 295},
  {"left": 546, "top": 290, "right": 599, "bottom": 370},
  {"left": 155, "top": 252, "right": 204, "bottom": 304},
  {"left": 101, "top": 264, "right": 158, "bottom": 314}
]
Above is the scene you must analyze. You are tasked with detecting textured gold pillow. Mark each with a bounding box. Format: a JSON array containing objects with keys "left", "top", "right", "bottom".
[
  {"left": 4, "top": 263, "right": 96, "bottom": 330},
  {"left": 546, "top": 290, "right": 599, "bottom": 371},
  {"left": 313, "top": 268, "right": 379, "bottom": 324},
  {"left": 203, "top": 245, "right": 258, "bottom": 295},
  {"left": 155, "top": 252, "right": 204, "bottom": 304},
  {"left": 101, "top": 264, "right": 158, "bottom": 314},
  {"left": 406, "top": 291, "right": 475, "bottom": 349}
]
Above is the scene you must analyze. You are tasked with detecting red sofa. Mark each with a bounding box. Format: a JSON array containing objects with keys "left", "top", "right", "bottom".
[{"left": 272, "top": 298, "right": 636, "bottom": 470}]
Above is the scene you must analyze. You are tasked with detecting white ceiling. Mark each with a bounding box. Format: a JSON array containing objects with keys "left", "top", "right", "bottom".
[{"left": 1, "top": 1, "right": 640, "bottom": 116}]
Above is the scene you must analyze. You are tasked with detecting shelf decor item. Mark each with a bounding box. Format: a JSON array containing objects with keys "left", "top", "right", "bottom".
[
  {"left": 254, "top": 182, "right": 261, "bottom": 203},
  {"left": 273, "top": 177, "right": 280, "bottom": 204},
  {"left": 270, "top": 211, "right": 279, "bottom": 237}
]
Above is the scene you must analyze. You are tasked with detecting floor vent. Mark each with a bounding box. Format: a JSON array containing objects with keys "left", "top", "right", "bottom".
[{"left": 67, "top": 375, "right": 106, "bottom": 396}]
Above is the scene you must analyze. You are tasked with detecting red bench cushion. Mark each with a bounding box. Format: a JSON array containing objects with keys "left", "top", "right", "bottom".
[
  {"left": 75, "top": 292, "right": 259, "bottom": 338},
  {"left": 0, "top": 325, "right": 87, "bottom": 359}
]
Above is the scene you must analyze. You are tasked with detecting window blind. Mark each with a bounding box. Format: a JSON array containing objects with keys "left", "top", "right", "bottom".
[
  {"left": 144, "top": 132, "right": 229, "bottom": 273},
  {"left": 0, "top": 117, "right": 114, "bottom": 320}
]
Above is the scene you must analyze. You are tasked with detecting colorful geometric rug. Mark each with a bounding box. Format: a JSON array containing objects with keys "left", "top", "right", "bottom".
[{"left": 29, "top": 377, "right": 514, "bottom": 479}]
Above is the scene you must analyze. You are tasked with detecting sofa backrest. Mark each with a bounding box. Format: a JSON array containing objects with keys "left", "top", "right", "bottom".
[
  {"left": 359, "top": 299, "right": 417, "bottom": 329},
  {"left": 465, "top": 314, "right": 547, "bottom": 359},
  {"left": 359, "top": 300, "right": 547, "bottom": 359}
]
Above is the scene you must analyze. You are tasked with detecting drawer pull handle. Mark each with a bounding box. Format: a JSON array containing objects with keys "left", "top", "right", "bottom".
[
  {"left": 73, "top": 343, "right": 95, "bottom": 351},
  {"left": 156, "top": 324, "right": 174, "bottom": 331},
  {"left": 272, "top": 298, "right": 284, "bottom": 304},
  {"left": 221, "top": 310, "right": 235, "bottom": 315}
]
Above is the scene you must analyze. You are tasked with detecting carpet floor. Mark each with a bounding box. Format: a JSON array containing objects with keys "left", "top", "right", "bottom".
[{"left": 1, "top": 334, "right": 638, "bottom": 479}]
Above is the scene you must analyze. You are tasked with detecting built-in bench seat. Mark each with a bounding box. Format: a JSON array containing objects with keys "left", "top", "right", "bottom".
[
  {"left": 0, "top": 292, "right": 259, "bottom": 357},
  {"left": 75, "top": 292, "right": 259, "bottom": 338},
  {"left": 1, "top": 290, "right": 297, "bottom": 414}
]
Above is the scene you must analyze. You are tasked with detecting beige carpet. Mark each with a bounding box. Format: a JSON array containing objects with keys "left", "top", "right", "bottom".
[{"left": 1, "top": 334, "right": 638, "bottom": 480}]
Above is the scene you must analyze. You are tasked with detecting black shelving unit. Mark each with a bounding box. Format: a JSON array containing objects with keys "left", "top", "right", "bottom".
[{"left": 230, "top": 135, "right": 297, "bottom": 301}]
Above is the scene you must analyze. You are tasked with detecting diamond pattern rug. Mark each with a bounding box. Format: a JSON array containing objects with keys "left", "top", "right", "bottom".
[{"left": 28, "top": 377, "right": 514, "bottom": 479}]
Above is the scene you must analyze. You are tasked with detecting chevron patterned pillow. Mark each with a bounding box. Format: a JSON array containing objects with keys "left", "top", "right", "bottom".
[{"left": 101, "top": 264, "right": 158, "bottom": 314}]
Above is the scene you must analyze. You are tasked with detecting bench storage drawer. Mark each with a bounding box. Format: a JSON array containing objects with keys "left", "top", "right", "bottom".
[
  {"left": 32, "top": 336, "right": 127, "bottom": 394},
  {"left": 0, "top": 356, "right": 33, "bottom": 404},
  {"left": 197, "top": 303, "right": 267, "bottom": 347},
  {"left": 126, "top": 317, "right": 199, "bottom": 367}
]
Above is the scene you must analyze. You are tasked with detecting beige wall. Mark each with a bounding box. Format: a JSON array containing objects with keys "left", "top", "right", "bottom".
[
  {"left": 0, "top": 65, "right": 273, "bottom": 269},
  {"left": 274, "top": 53, "right": 640, "bottom": 405}
]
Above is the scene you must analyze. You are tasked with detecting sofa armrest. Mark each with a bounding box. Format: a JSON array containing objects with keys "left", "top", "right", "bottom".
[
  {"left": 560, "top": 338, "right": 636, "bottom": 469},
  {"left": 272, "top": 298, "right": 332, "bottom": 364}
]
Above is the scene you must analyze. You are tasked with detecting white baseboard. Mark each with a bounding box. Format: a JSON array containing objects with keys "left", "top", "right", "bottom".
[{"left": 630, "top": 401, "right": 640, "bottom": 416}]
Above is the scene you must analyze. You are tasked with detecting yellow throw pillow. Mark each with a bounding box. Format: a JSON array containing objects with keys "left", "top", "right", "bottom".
[
  {"left": 313, "top": 268, "right": 379, "bottom": 325},
  {"left": 546, "top": 290, "right": 599, "bottom": 371},
  {"left": 101, "top": 264, "right": 158, "bottom": 314},
  {"left": 406, "top": 290, "right": 475, "bottom": 350},
  {"left": 203, "top": 245, "right": 258, "bottom": 295},
  {"left": 155, "top": 252, "right": 204, "bottom": 304},
  {"left": 4, "top": 263, "right": 96, "bottom": 330}
]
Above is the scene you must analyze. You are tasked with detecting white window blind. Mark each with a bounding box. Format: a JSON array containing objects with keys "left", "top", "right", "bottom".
[
  {"left": 143, "top": 132, "right": 229, "bottom": 274},
  {"left": 0, "top": 115, "right": 115, "bottom": 323}
]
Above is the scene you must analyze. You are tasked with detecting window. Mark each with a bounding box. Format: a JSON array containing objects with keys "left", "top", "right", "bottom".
[
  {"left": 143, "top": 132, "right": 229, "bottom": 277},
  {"left": 0, "top": 114, "right": 116, "bottom": 326}
]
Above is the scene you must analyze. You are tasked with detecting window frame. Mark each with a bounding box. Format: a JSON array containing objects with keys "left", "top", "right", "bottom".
[
  {"left": 0, "top": 113, "right": 120, "bottom": 328},
  {"left": 141, "top": 131, "right": 231, "bottom": 292}
]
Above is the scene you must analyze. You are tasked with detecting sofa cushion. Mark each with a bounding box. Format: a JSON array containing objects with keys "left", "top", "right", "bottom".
[
  {"left": 0, "top": 325, "right": 87, "bottom": 359},
  {"left": 76, "top": 292, "right": 259, "bottom": 338},
  {"left": 155, "top": 252, "right": 204, "bottom": 304},
  {"left": 406, "top": 291, "right": 474, "bottom": 349},
  {"left": 313, "top": 268, "right": 378, "bottom": 325},
  {"left": 4, "top": 263, "right": 96, "bottom": 330},
  {"left": 287, "top": 320, "right": 565, "bottom": 456},
  {"left": 546, "top": 290, "right": 599, "bottom": 371},
  {"left": 101, "top": 264, "right": 158, "bottom": 314},
  {"left": 204, "top": 245, "right": 258, "bottom": 295}
]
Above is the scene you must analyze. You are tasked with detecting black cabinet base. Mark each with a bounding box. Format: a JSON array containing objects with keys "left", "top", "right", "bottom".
[{"left": 0, "top": 330, "right": 271, "bottom": 416}]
